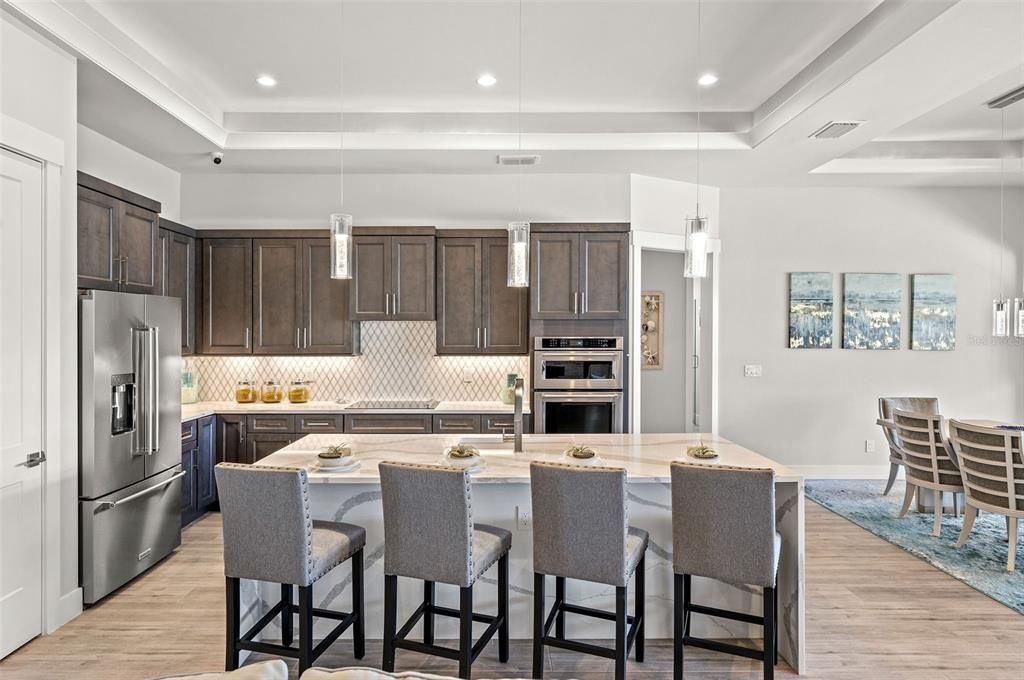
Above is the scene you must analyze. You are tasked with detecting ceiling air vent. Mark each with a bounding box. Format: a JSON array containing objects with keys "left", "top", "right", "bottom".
[
  {"left": 809, "top": 121, "right": 864, "bottom": 139},
  {"left": 986, "top": 85, "right": 1024, "bottom": 109},
  {"left": 497, "top": 154, "right": 541, "bottom": 166}
]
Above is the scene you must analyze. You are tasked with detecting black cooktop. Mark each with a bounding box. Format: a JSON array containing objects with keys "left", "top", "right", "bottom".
[{"left": 347, "top": 400, "right": 440, "bottom": 410}]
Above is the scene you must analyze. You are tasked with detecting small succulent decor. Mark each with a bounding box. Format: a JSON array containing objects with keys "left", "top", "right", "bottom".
[
  {"left": 446, "top": 444, "right": 480, "bottom": 459},
  {"left": 319, "top": 444, "right": 352, "bottom": 459},
  {"left": 687, "top": 443, "right": 718, "bottom": 459},
  {"left": 564, "top": 445, "right": 597, "bottom": 459}
]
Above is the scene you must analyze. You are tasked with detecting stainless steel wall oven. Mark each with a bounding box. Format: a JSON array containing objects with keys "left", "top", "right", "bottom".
[{"left": 533, "top": 337, "right": 624, "bottom": 434}]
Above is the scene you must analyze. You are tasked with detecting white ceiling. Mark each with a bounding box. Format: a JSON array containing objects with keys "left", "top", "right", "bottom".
[{"left": 8, "top": 0, "right": 1024, "bottom": 186}]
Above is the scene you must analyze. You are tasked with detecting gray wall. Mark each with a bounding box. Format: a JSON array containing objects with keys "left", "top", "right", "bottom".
[
  {"left": 640, "top": 251, "right": 688, "bottom": 432},
  {"left": 719, "top": 187, "right": 1024, "bottom": 475}
]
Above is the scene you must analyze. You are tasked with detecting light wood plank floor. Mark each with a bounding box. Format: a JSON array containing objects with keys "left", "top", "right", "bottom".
[{"left": 2, "top": 503, "right": 1022, "bottom": 679}]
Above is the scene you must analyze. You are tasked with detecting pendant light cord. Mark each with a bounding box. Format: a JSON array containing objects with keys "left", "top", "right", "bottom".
[
  {"left": 517, "top": 0, "right": 523, "bottom": 220},
  {"left": 1000, "top": 108, "right": 1005, "bottom": 298},
  {"left": 339, "top": 0, "right": 345, "bottom": 211},
  {"left": 695, "top": 0, "right": 702, "bottom": 218}
]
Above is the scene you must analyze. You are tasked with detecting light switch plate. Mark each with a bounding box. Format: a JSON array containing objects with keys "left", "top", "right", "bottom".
[
  {"left": 743, "top": 364, "right": 763, "bottom": 378},
  {"left": 865, "top": 440, "right": 876, "bottom": 453}
]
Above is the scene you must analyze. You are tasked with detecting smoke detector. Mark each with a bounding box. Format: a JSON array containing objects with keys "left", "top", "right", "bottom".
[
  {"left": 497, "top": 154, "right": 541, "bottom": 166},
  {"left": 809, "top": 121, "right": 864, "bottom": 139}
]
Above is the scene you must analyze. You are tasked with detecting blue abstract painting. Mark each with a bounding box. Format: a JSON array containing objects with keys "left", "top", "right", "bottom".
[
  {"left": 843, "top": 273, "right": 901, "bottom": 350},
  {"left": 789, "top": 272, "right": 833, "bottom": 348},
  {"left": 911, "top": 274, "right": 956, "bottom": 351}
]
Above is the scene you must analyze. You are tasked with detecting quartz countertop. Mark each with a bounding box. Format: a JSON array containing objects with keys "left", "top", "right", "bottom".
[
  {"left": 181, "top": 400, "right": 529, "bottom": 422},
  {"left": 257, "top": 432, "right": 802, "bottom": 484}
]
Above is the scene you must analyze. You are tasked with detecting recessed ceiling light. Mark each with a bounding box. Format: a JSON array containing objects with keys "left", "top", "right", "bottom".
[
  {"left": 477, "top": 73, "right": 497, "bottom": 88},
  {"left": 255, "top": 74, "right": 277, "bottom": 88},
  {"left": 697, "top": 73, "right": 718, "bottom": 87}
]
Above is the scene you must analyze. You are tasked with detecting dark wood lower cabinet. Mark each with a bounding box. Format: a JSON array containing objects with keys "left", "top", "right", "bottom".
[
  {"left": 182, "top": 415, "right": 217, "bottom": 527},
  {"left": 246, "top": 433, "right": 297, "bottom": 463},
  {"left": 216, "top": 414, "right": 247, "bottom": 465},
  {"left": 345, "top": 413, "right": 433, "bottom": 434}
]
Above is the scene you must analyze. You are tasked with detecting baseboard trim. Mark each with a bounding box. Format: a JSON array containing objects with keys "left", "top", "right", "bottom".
[
  {"left": 47, "top": 587, "right": 82, "bottom": 633},
  {"left": 792, "top": 464, "right": 895, "bottom": 480}
]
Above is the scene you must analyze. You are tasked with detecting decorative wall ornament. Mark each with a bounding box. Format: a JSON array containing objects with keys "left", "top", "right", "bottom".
[
  {"left": 843, "top": 273, "right": 902, "bottom": 350},
  {"left": 910, "top": 274, "right": 956, "bottom": 351},
  {"left": 640, "top": 292, "right": 664, "bottom": 369},
  {"left": 788, "top": 272, "right": 833, "bottom": 349}
]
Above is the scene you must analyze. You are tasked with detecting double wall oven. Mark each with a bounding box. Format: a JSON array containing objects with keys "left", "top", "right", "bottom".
[{"left": 533, "top": 336, "right": 624, "bottom": 434}]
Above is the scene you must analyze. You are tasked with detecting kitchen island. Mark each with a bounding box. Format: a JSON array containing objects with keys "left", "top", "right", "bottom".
[{"left": 254, "top": 432, "right": 806, "bottom": 673}]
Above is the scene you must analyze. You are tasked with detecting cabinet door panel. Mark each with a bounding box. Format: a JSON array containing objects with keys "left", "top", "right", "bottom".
[
  {"left": 482, "top": 237, "right": 529, "bottom": 353},
  {"left": 530, "top": 233, "right": 580, "bottom": 319},
  {"left": 392, "top": 236, "right": 436, "bottom": 320},
  {"left": 77, "top": 186, "right": 119, "bottom": 291},
  {"left": 201, "top": 239, "right": 253, "bottom": 354},
  {"left": 344, "top": 414, "right": 433, "bottom": 434},
  {"left": 119, "top": 203, "right": 158, "bottom": 294},
  {"left": 296, "top": 414, "right": 344, "bottom": 433},
  {"left": 433, "top": 414, "right": 481, "bottom": 433},
  {"left": 246, "top": 434, "right": 295, "bottom": 463},
  {"left": 216, "top": 414, "right": 246, "bottom": 465},
  {"left": 253, "top": 239, "right": 302, "bottom": 354},
  {"left": 158, "top": 229, "right": 197, "bottom": 355},
  {"left": 180, "top": 446, "right": 197, "bottom": 522},
  {"left": 303, "top": 238, "right": 356, "bottom": 354},
  {"left": 246, "top": 414, "right": 295, "bottom": 432},
  {"left": 481, "top": 414, "right": 532, "bottom": 434},
  {"left": 436, "top": 238, "right": 481, "bottom": 354},
  {"left": 196, "top": 416, "right": 217, "bottom": 508},
  {"left": 579, "top": 233, "right": 628, "bottom": 319},
  {"left": 350, "top": 236, "right": 391, "bottom": 320}
]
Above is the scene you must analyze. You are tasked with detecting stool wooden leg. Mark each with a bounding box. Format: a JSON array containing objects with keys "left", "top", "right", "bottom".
[
  {"left": 673, "top": 574, "right": 684, "bottom": 680},
  {"left": 614, "top": 585, "right": 627, "bottom": 680},
  {"left": 225, "top": 577, "right": 240, "bottom": 671},
  {"left": 683, "top": 574, "right": 692, "bottom": 637},
  {"left": 532, "top": 573, "right": 545, "bottom": 679},
  {"left": 554, "top": 576, "right": 565, "bottom": 640},
  {"left": 423, "top": 581, "right": 435, "bottom": 645},
  {"left": 498, "top": 554, "right": 510, "bottom": 663},
  {"left": 635, "top": 554, "right": 645, "bottom": 663},
  {"left": 459, "top": 585, "right": 473, "bottom": 680},
  {"left": 763, "top": 586, "right": 775, "bottom": 680},
  {"left": 280, "top": 584, "right": 293, "bottom": 647},
  {"left": 383, "top": 574, "right": 397, "bottom": 672},
  {"left": 352, "top": 549, "right": 365, "bottom": 659},
  {"left": 773, "top": 583, "right": 779, "bottom": 666},
  {"left": 298, "top": 585, "right": 313, "bottom": 675}
]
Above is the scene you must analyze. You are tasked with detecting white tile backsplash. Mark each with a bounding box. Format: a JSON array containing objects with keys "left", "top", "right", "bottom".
[{"left": 186, "top": 321, "right": 529, "bottom": 402}]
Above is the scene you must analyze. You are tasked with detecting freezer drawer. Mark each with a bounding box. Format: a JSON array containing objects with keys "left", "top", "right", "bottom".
[{"left": 80, "top": 466, "right": 184, "bottom": 604}]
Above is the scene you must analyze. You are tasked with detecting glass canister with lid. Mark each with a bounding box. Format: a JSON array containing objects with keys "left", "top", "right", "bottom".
[
  {"left": 261, "top": 380, "right": 284, "bottom": 403},
  {"left": 234, "top": 380, "right": 257, "bottom": 403},
  {"left": 288, "top": 379, "right": 312, "bottom": 404}
]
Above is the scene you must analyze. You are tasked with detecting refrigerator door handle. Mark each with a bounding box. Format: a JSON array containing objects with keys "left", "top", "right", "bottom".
[
  {"left": 149, "top": 326, "right": 159, "bottom": 455},
  {"left": 96, "top": 470, "right": 186, "bottom": 509},
  {"left": 132, "top": 326, "right": 160, "bottom": 456}
]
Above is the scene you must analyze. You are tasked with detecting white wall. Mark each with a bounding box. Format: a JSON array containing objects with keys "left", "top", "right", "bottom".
[
  {"left": 640, "top": 251, "right": 688, "bottom": 432},
  {"left": 718, "top": 187, "right": 1024, "bottom": 476},
  {"left": 1, "top": 10, "right": 81, "bottom": 630},
  {"left": 78, "top": 124, "right": 182, "bottom": 221},
  {"left": 181, "top": 172, "right": 630, "bottom": 228}
]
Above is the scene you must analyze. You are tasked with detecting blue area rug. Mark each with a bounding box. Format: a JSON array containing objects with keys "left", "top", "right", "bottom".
[{"left": 805, "top": 479, "right": 1024, "bottom": 614}]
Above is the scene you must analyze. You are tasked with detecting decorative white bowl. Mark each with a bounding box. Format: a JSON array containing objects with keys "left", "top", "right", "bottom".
[
  {"left": 563, "top": 453, "right": 603, "bottom": 466},
  {"left": 317, "top": 457, "right": 359, "bottom": 472}
]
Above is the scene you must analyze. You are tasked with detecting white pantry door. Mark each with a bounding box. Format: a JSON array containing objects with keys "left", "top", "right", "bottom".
[{"left": 0, "top": 147, "right": 45, "bottom": 658}]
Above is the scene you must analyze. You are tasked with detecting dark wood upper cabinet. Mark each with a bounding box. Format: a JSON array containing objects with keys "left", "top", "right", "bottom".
[
  {"left": 157, "top": 226, "right": 196, "bottom": 355},
  {"left": 302, "top": 238, "right": 358, "bottom": 354},
  {"left": 530, "top": 232, "right": 580, "bottom": 319},
  {"left": 436, "top": 238, "right": 482, "bottom": 354},
  {"left": 437, "top": 235, "right": 528, "bottom": 355},
  {"left": 530, "top": 230, "right": 627, "bottom": 320},
  {"left": 578, "top": 232, "right": 628, "bottom": 319},
  {"left": 200, "top": 239, "right": 253, "bottom": 354},
  {"left": 350, "top": 233, "right": 435, "bottom": 321},
  {"left": 481, "top": 237, "right": 529, "bottom": 352},
  {"left": 77, "top": 186, "right": 120, "bottom": 291},
  {"left": 77, "top": 174, "right": 160, "bottom": 294},
  {"left": 253, "top": 239, "right": 302, "bottom": 354}
]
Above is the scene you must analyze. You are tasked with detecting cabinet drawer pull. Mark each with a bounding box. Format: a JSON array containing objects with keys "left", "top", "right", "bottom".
[{"left": 305, "top": 420, "right": 332, "bottom": 427}]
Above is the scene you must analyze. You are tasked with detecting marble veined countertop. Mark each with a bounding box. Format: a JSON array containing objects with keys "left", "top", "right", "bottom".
[
  {"left": 181, "top": 400, "right": 530, "bottom": 422},
  {"left": 258, "top": 432, "right": 803, "bottom": 484}
]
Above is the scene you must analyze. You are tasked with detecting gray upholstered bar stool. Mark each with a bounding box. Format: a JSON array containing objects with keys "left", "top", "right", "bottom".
[
  {"left": 378, "top": 461, "right": 511, "bottom": 680},
  {"left": 215, "top": 463, "right": 366, "bottom": 674},
  {"left": 529, "top": 462, "right": 648, "bottom": 680},
  {"left": 670, "top": 462, "right": 779, "bottom": 680}
]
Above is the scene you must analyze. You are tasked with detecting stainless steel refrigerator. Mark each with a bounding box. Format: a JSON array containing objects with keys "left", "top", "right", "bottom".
[{"left": 79, "top": 290, "right": 183, "bottom": 604}]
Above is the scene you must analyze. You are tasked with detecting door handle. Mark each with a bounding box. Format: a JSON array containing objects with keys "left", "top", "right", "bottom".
[
  {"left": 296, "top": 327, "right": 301, "bottom": 349},
  {"left": 476, "top": 327, "right": 481, "bottom": 349},
  {"left": 244, "top": 328, "right": 250, "bottom": 349},
  {"left": 96, "top": 470, "right": 187, "bottom": 509},
  {"left": 581, "top": 291, "right": 586, "bottom": 314},
  {"left": 303, "top": 327, "right": 308, "bottom": 349},
  {"left": 17, "top": 451, "right": 46, "bottom": 468},
  {"left": 573, "top": 291, "right": 579, "bottom": 315},
  {"left": 483, "top": 327, "right": 488, "bottom": 348}
]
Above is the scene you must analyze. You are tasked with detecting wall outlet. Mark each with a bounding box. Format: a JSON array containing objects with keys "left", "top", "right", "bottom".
[
  {"left": 864, "top": 439, "right": 876, "bottom": 453},
  {"left": 743, "top": 364, "right": 763, "bottom": 378},
  {"left": 515, "top": 505, "right": 532, "bottom": 531},
  {"left": 461, "top": 370, "right": 474, "bottom": 384}
]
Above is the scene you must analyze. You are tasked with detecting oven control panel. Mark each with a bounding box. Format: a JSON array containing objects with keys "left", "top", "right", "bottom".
[{"left": 534, "top": 336, "right": 623, "bottom": 350}]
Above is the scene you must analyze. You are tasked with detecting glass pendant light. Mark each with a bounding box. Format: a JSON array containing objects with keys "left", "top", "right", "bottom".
[
  {"left": 684, "top": 0, "right": 709, "bottom": 280},
  {"left": 329, "top": 3, "right": 353, "bottom": 280},
  {"left": 506, "top": 0, "right": 530, "bottom": 287}
]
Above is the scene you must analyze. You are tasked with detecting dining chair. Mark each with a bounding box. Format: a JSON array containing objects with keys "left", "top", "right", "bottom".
[
  {"left": 946, "top": 420, "right": 1023, "bottom": 571},
  {"left": 877, "top": 397, "right": 940, "bottom": 495},
  {"left": 886, "top": 408, "right": 964, "bottom": 536}
]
